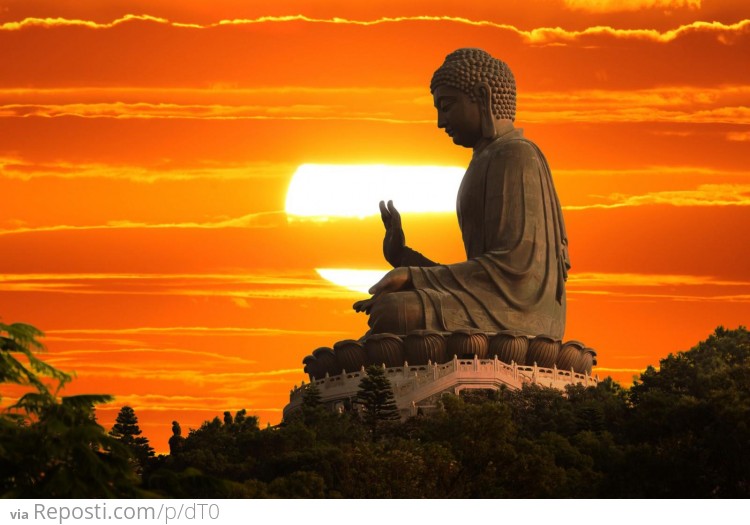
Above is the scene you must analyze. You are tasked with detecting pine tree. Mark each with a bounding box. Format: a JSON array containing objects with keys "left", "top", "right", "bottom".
[
  {"left": 302, "top": 381, "right": 322, "bottom": 409},
  {"left": 110, "top": 406, "right": 154, "bottom": 473},
  {"left": 301, "top": 381, "right": 324, "bottom": 425},
  {"left": 356, "top": 365, "right": 400, "bottom": 440}
]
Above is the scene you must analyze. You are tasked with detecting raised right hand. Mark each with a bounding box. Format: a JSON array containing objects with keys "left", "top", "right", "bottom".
[{"left": 380, "top": 200, "right": 405, "bottom": 267}]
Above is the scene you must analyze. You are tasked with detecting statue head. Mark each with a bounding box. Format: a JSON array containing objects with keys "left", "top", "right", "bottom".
[{"left": 430, "top": 48, "right": 516, "bottom": 148}]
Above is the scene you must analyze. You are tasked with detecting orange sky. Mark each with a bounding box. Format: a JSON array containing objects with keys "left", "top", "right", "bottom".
[{"left": 1, "top": 0, "right": 748, "bottom": 452}]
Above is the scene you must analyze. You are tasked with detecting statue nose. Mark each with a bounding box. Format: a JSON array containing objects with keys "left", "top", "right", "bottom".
[{"left": 437, "top": 113, "right": 447, "bottom": 128}]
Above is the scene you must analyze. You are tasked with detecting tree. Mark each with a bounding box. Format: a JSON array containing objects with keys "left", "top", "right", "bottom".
[
  {"left": 355, "top": 365, "right": 400, "bottom": 440},
  {"left": 0, "top": 322, "right": 70, "bottom": 400},
  {"left": 234, "top": 409, "right": 247, "bottom": 425},
  {"left": 1, "top": 321, "right": 140, "bottom": 497},
  {"left": 300, "top": 381, "right": 324, "bottom": 425},
  {"left": 110, "top": 406, "right": 154, "bottom": 474},
  {"left": 143, "top": 327, "right": 750, "bottom": 498},
  {"left": 302, "top": 381, "right": 322, "bottom": 409},
  {"left": 623, "top": 326, "right": 750, "bottom": 497}
]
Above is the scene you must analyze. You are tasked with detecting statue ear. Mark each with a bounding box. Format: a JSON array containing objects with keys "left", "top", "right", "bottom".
[{"left": 473, "top": 82, "right": 495, "bottom": 139}]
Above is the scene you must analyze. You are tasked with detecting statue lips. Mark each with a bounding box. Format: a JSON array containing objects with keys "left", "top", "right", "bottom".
[{"left": 446, "top": 127, "right": 466, "bottom": 147}]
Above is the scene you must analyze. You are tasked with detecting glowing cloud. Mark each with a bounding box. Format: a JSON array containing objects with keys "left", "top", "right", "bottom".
[
  {"left": 0, "top": 102, "right": 424, "bottom": 124},
  {"left": 565, "top": 184, "right": 750, "bottom": 210},
  {"left": 3, "top": 85, "right": 746, "bottom": 125},
  {"left": 0, "top": 273, "right": 360, "bottom": 301},
  {"left": 318, "top": 269, "right": 750, "bottom": 298},
  {"left": 0, "top": 156, "right": 292, "bottom": 182},
  {"left": 568, "top": 273, "right": 750, "bottom": 287},
  {"left": 1, "top": 14, "right": 747, "bottom": 45},
  {"left": 0, "top": 212, "right": 285, "bottom": 235},
  {"left": 564, "top": 0, "right": 700, "bottom": 13},
  {"left": 727, "top": 131, "right": 750, "bottom": 142},
  {"left": 520, "top": 86, "right": 750, "bottom": 125},
  {"left": 285, "top": 164, "right": 463, "bottom": 218}
]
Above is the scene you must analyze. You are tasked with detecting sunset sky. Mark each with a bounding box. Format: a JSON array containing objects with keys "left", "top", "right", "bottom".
[{"left": 1, "top": 0, "right": 748, "bottom": 451}]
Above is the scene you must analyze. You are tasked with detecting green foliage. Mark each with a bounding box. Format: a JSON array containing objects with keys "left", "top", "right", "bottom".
[
  {"left": 622, "top": 326, "right": 750, "bottom": 497},
  {"left": 3, "top": 395, "right": 140, "bottom": 497},
  {"left": 144, "top": 327, "right": 750, "bottom": 498},
  {"left": 298, "top": 382, "right": 326, "bottom": 426},
  {"left": 333, "top": 439, "right": 458, "bottom": 498},
  {"left": 169, "top": 411, "right": 261, "bottom": 482},
  {"left": 0, "top": 322, "right": 71, "bottom": 399},
  {"left": 5, "top": 323, "right": 743, "bottom": 498},
  {"left": 355, "top": 365, "right": 400, "bottom": 440},
  {"left": 145, "top": 466, "right": 251, "bottom": 498},
  {"left": 110, "top": 406, "right": 155, "bottom": 474},
  {"left": 1, "top": 322, "right": 141, "bottom": 497}
]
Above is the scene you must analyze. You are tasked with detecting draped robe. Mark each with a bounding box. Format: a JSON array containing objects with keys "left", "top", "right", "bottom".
[{"left": 368, "top": 126, "right": 570, "bottom": 339}]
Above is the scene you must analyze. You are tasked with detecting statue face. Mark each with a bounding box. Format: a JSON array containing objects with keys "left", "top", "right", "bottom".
[{"left": 433, "top": 84, "right": 482, "bottom": 148}]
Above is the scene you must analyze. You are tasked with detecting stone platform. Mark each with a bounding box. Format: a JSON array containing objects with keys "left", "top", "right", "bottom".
[{"left": 284, "top": 330, "right": 598, "bottom": 421}]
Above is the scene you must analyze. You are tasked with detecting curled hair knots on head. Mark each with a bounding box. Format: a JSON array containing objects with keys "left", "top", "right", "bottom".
[{"left": 430, "top": 48, "right": 516, "bottom": 121}]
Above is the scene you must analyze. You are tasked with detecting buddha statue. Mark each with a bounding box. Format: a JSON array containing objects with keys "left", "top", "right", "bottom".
[{"left": 354, "top": 48, "right": 570, "bottom": 339}]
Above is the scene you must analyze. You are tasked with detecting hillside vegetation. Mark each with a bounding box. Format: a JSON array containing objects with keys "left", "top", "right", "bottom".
[{"left": 2, "top": 324, "right": 749, "bottom": 498}]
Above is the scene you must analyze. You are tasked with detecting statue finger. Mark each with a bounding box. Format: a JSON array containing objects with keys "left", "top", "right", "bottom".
[
  {"left": 353, "top": 297, "right": 377, "bottom": 314},
  {"left": 368, "top": 280, "right": 383, "bottom": 295},
  {"left": 353, "top": 299, "right": 368, "bottom": 312},
  {"left": 387, "top": 200, "right": 402, "bottom": 229},
  {"left": 369, "top": 273, "right": 394, "bottom": 295},
  {"left": 379, "top": 200, "right": 391, "bottom": 227}
]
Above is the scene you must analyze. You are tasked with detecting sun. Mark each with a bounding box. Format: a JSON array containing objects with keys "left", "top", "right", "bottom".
[
  {"left": 285, "top": 163, "right": 463, "bottom": 292},
  {"left": 285, "top": 163, "right": 464, "bottom": 218},
  {"left": 315, "top": 268, "right": 389, "bottom": 294}
]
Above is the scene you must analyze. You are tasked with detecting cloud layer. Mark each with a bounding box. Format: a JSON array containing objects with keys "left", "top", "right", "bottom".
[{"left": 1, "top": 13, "right": 747, "bottom": 45}]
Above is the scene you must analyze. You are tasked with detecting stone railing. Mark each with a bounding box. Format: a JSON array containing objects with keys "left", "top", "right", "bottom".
[{"left": 284, "top": 354, "right": 599, "bottom": 420}]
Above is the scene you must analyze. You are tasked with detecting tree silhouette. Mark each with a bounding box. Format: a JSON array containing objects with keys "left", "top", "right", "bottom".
[
  {"left": 355, "top": 365, "right": 400, "bottom": 440},
  {"left": 623, "top": 326, "right": 750, "bottom": 497},
  {"left": 110, "top": 406, "right": 154, "bottom": 474},
  {"left": 1, "top": 321, "right": 140, "bottom": 497},
  {"left": 0, "top": 322, "right": 70, "bottom": 399},
  {"left": 137, "top": 326, "right": 750, "bottom": 498},
  {"left": 299, "top": 381, "right": 325, "bottom": 425},
  {"left": 302, "top": 381, "right": 322, "bottom": 409}
]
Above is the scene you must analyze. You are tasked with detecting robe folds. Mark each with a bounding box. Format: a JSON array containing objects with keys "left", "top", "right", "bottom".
[{"left": 369, "top": 126, "right": 570, "bottom": 339}]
